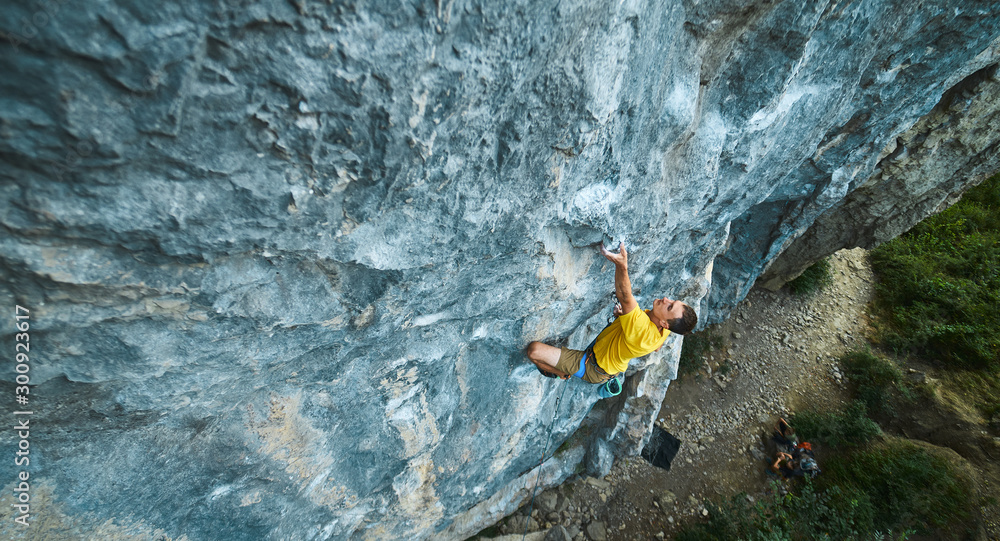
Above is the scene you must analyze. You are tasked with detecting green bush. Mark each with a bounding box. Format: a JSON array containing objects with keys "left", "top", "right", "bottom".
[
  {"left": 674, "top": 493, "right": 761, "bottom": 541},
  {"left": 787, "top": 258, "right": 834, "bottom": 296},
  {"left": 839, "top": 350, "right": 904, "bottom": 414},
  {"left": 820, "top": 440, "right": 974, "bottom": 537},
  {"left": 869, "top": 172, "right": 1000, "bottom": 370},
  {"left": 676, "top": 482, "right": 879, "bottom": 541},
  {"left": 679, "top": 440, "right": 973, "bottom": 541},
  {"left": 792, "top": 400, "right": 881, "bottom": 448}
]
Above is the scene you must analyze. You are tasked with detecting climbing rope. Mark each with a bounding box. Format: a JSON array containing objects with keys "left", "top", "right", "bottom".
[
  {"left": 521, "top": 295, "right": 619, "bottom": 539},
  {"left": 521, "top": 378, "right": 570, "bottom": 540}
]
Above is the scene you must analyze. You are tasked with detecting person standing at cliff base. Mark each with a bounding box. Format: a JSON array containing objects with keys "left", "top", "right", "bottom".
[{"left": 526, "top": 242, "right": 698, "bottom": 383}]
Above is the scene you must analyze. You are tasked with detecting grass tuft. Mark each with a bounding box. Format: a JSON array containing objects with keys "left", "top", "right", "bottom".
[
  {"left": 839, "top": 349, "right": 905, "bottom": 414},
  {"left": 792, "top": 400, "right": 881, "bottom": 448},
  {"left": 787, "top": 258, "right": 834, "bottom": 296}
]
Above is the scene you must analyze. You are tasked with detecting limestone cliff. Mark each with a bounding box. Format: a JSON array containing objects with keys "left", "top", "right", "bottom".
[{"left": 1, "top": 1, "right": 998, "bottom": 540}]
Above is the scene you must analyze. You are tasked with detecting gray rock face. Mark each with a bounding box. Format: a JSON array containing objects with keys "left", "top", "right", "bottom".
[
  {"left": 759, "top": 63, "right": 1000, "bottom": 289},
  {"left": 1, "top": 1, "right": 998, "bottom": 540}
]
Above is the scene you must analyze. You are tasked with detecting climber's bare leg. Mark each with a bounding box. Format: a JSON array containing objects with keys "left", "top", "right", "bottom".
[{"left": 526, "top": 341, "right": 570, "bottom": 378}]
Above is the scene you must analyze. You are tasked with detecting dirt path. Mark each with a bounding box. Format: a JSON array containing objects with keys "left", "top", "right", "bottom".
[{"left": 480, "top": 247, "right": 875, "bottom": 540}]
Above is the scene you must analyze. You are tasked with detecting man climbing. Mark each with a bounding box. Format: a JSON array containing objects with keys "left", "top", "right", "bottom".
[{"left": 526, "top": 242, "right": 698, "bottom": 384}]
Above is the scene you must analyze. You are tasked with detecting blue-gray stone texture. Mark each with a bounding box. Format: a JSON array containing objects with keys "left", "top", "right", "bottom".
[{"left": 1, "top": 1, "right": 999, "bottom": 539}]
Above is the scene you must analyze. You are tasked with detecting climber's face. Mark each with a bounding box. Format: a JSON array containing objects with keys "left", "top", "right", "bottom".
[{"left": 651, "top": 297, "right": 686, "bottom": 327}]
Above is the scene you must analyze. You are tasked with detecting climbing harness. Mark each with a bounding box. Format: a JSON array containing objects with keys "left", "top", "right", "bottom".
[
  {"left": 521, "top": 377, "right": 570, "bottom": 540},
  {"left": 571, "top": 341, "right": 610, "bottom": 381},
  {"left": 577, "top": 293, "right": 624, "bottom": 397}
]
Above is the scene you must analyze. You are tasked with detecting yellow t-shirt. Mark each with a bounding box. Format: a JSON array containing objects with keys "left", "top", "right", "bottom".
[{"left": 592, "top": 306, "right": 669, "bottom": 374}]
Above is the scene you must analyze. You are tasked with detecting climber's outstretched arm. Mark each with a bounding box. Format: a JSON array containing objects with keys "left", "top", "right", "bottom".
[{"left": 600, "top": 242, "right": 638, "bottom": 315}]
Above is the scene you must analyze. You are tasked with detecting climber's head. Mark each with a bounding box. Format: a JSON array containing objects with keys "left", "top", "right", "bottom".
[{"left": 651, "top": 298, "right": 698, "bottom": 335}]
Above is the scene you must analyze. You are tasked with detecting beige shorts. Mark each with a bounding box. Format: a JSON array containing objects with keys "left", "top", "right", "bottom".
[{"left": 555, "top": 347, "right": 613, "bottom": 384}]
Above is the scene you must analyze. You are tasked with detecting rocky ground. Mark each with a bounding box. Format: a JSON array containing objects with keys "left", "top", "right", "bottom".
[{"left": 473, "top": 247, "right": 874, "bottom": 541}]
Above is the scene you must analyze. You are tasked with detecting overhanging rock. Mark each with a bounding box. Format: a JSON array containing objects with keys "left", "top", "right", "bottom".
[{"left": 1, "top": 1, "right": 1000, "bottom": 540}]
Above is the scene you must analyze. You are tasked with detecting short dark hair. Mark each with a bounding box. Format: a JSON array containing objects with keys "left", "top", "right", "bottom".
[{"left": 670, "top": 304, "right": 698, "bottom": 335}]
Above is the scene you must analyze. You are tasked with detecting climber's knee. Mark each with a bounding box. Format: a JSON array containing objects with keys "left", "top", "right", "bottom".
[{"left": 526, "top": 341, "right": 560, "bottom": 367}]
